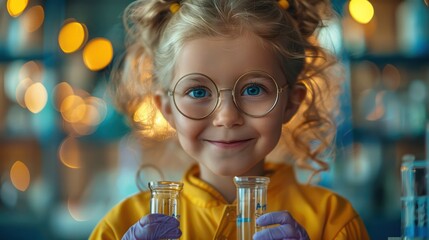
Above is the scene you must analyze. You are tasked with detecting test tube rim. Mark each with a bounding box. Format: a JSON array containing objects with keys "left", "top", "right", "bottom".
[
  {"left": 233, "top": 176, "right": 270, "bottom": 186},
  {"left": 148, "top": 181, "right": 184, "bottom": 191}
]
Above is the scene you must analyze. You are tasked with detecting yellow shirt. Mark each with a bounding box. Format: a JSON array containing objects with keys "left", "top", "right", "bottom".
[{"left": 90, "top": 163, "right": 369, "bottom": 239}]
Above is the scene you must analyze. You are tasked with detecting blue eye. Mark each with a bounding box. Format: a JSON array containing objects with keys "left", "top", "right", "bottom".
[
  {"left": 242, "top": 84, "right": 262, "bottom": 96},
  {"left": 188, "top": 88, "right": 209, "bottom": 98}
]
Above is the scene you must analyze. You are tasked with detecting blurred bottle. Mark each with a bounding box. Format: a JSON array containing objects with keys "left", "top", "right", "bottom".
[
  {"left": 397, "top": 0, "right": 429, "bottom": 56},
  {"left": 400, "top": 155, "right": 429, "bottom": 239},
  {"left": 404, "top": 80, "right": 427, "bottom": 136}
]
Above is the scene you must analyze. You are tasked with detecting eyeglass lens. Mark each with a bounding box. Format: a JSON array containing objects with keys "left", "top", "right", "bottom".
[{"left": 171, "top": 71, "right": 281, "bottom": 119}]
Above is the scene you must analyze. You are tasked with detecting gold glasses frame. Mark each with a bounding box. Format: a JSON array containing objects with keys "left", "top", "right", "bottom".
[{"left": 167, "top": 70, "right": 288, "bottom": 120}]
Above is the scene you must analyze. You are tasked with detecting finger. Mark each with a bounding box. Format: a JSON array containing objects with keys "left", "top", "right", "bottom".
[
  {"left": 139, "top": 214, "right": 179, "bottom": 226},
  {"left": 130, "top": 225, "right": 181, "bottom": 240},
  {"left": 256, "top": 211, "right": 295, "bottom": 226},
  {"left": 253, "top": 224, "right": 298, "bottom": 240},
  {"left": 133, "top": 214, "right": 181, "bottom": 239},
  {"left": 131, "top": 224, "right": 181, "bottom": 239},
  {"left": 298, "top": 226, "right": 310, "bottom": 240},
  {"left": 152, "top": 227, "right": 182, "bottom": 239}
]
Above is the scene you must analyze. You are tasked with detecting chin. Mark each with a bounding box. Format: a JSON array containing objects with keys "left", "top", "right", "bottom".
[{"left": 210, "top": 164, "right": 255, "bottom": 177}]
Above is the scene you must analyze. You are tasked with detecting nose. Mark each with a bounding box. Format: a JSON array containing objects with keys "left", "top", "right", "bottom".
[{"left": 212, "top": 90, "right": 244, "bottom": 128}]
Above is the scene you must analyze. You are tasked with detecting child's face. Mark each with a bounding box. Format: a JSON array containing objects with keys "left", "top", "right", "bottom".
[{"left": 157, "top": 32, "right": 301, "bottom": 177}]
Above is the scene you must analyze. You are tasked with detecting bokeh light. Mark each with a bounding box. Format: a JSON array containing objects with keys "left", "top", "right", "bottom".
[
  {"left": 68, "top": 199, "right": 88, "bottom": 221},
  {"left": 133, "top": 96, "right": 174, "bottom": 138},
  {"left": 10, "top": 161, "right": 31, "bottom": 192},
  {"left": 24, "top": 82, "right": 48, "bottom": 113},
  {"left": 382, "top": 64, "right": 401, "bottom": 90},
  {"left": 67, "top": 96, "right": 107, "bottom": 135},
  {"left": 6, "top": 0, "right": 28, "bottom": 17},
  {"left": 19, "top": 60, "right": 43, "bottom": 82},
  {"left": 15, "top": 77, "right": 32, "bottom": 108},
  {"left": 366, "top": 91, "right": 385, "bottom": 121},
  {"left": 12, "top": 61, "right": 44, "bottom": 108},
  {"left": 70, "top": 119, "right": 96, "bottom": 136},
  {"left": 53, "top": 82, "right": 74, "bottom": 111},
  {"left": 53, "top": 83, "right": 107, "bottom": 136},
  {"left": 82, "top": 38, "right": 113, "bottom": 71},
  {"left": 59, "top": 137, "right": 82, "bottom": 169},
  {"left": 349, "top": 0, "right": 374, "bottom": 24},
  {"left": 22, "top": 5, "right": 45, "bottom": 33},
  {"left": 60, "top": 95, "right": 86, "bottom": 123},
  {"left": 58, "top": 20, "right": 88, "bottom": 54},
  {"left": 82, "top": 96, "right": 107, "bottom": 126},
  {"left": 5, "top": 61, "right": 24, "bottom": 103}
]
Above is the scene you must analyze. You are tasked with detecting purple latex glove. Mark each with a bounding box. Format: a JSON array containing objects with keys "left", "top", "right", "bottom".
[
  {"left": 253, "top": 211, "right": 309, "bottom": 240},
  {"left": 122, "top": 213, "right": 182, "bottom": 240}
]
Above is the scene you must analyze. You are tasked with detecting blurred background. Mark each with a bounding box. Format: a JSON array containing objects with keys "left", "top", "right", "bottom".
[{"left": 0, "top": 0, "right": 428, "bottom": 239}]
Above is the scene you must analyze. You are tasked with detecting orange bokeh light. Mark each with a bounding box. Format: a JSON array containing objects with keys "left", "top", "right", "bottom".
[
  {"left": 10, "top": 161, "right": 30, "bottom": 191},
  {"left": 82, "top": 38, "right": 114, "bottom": 71},
  {"left": 59, "top": 137, "right": 82, "bottom": 169},
  {"left": 58, "top": 20, "right": 88, "bottom": 54},
  {"left": 6, "top": 0, "right": 28, "bottom": 17}
]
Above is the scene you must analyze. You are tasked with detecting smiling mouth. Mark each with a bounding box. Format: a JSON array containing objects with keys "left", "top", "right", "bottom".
[{"left": 205, "top": 139, "right": 252, "bottom": 148}]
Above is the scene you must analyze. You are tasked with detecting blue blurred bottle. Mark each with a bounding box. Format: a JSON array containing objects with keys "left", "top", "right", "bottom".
[
  {"left": 401, "top": 155, "right": 429, "bottom": 239},
  {"left": 397, "top": 0, "right": 429, "bottom": 56}
]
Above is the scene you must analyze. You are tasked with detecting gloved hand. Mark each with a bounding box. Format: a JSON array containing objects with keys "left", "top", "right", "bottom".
[
  {"left": 253, "top": 211, "right": 309, "bottom": 240},
  {"left": 122, "top": 213, "right": 182, "bottom": 240}
]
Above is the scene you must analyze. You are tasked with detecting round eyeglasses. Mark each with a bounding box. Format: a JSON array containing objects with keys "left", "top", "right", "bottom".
[{"left": 167, "top": 70, "right": 288, "bottom": 120}]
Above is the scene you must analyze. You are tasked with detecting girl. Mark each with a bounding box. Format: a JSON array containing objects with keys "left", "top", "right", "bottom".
[{"left": 90, "top": 0, "right": 370, "bottom": 239}]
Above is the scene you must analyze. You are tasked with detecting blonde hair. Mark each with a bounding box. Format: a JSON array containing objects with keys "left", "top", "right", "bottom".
[{"left": 112, "top": 0, "right": 342, "bottom": 175}]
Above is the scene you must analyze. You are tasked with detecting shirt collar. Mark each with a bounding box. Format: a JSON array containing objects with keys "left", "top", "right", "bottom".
[{"left": 182, "top": 162, "right": 297, "bottom": 207}]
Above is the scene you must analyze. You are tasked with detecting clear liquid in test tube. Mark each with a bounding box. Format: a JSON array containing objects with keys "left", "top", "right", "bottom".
[
  {"left": 234, "top": 176, "right": 270, "bottom": 240},
  {"left": 148, "top": 181, "right": 183, "bottom": 240}
]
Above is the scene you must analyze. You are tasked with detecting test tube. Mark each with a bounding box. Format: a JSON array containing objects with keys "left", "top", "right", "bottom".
[
  {"left": 148, "top": 181, "right": 183, "bottom": 240},
  {"left": 400, "top": 155, "right": 429, "bottom": 240},
  {"left": 234, "top": 176, "right": 270, "bottom": 240}
]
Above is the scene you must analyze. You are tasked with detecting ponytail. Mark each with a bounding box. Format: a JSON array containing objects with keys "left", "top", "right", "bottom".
[{"left": 123, "top": 0, "right": 180, "bottom": 56}]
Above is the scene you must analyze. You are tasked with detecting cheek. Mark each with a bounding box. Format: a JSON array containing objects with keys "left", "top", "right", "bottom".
[
  {"left": 173, "top": 117, "right": 208, "bottom": 161},
  {"left": 262, "top": 109, "right": 286, "bottom": 141},
  {"left": 172, "top": 112, "right": 205, "bottom": 141},
  {"left": 265, "top": 119, "right": 283, "bottom": 141}
]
